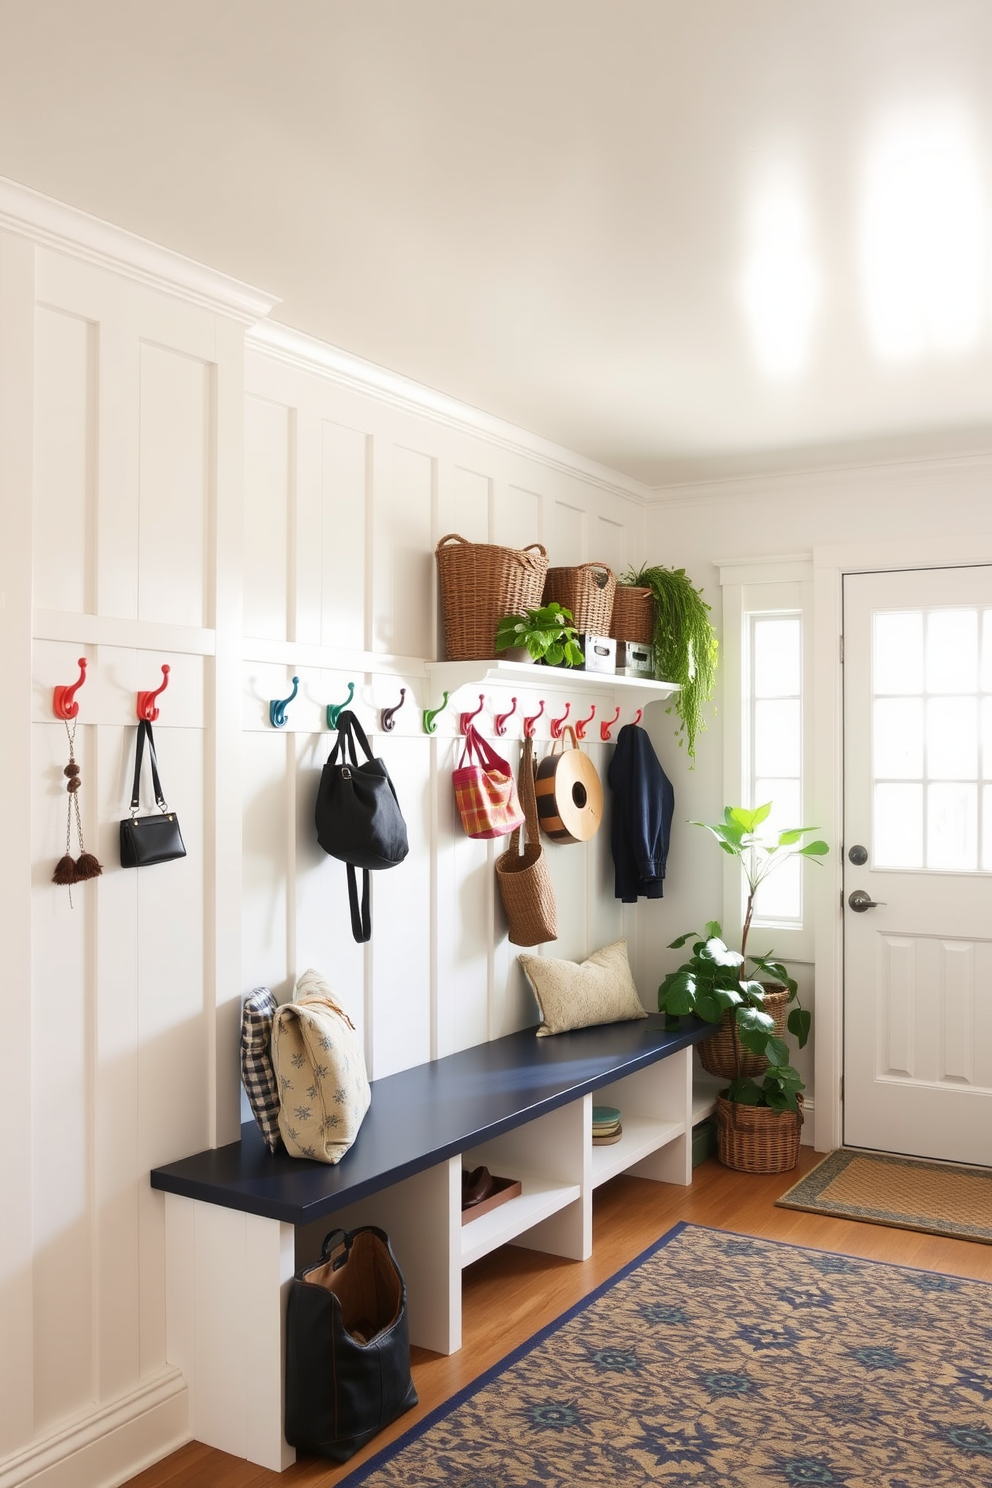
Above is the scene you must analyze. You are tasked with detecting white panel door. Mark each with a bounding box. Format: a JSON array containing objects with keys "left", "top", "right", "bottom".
[{"left": 844, "top": 566, "right": 992, "bottom": 1163}]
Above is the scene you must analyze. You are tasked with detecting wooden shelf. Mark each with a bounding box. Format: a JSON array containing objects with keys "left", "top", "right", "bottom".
[
  {"left": 460, "top": 1176, "right": 582, "bottom": 1268},
  {"left": 591, "top": 1116, "right": 686, "bottom": 1188},
  {"left": 426, "top": 658, "right": 678, "bottom": 704}
]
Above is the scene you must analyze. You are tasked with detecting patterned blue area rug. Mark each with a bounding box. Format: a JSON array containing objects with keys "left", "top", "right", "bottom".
[{"left": 342, "top": 1222, "right": 992, "bottom": 1488}]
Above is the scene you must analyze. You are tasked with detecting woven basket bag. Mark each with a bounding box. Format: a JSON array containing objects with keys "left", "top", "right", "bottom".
[
  {"left": 715, "top": 1093, "right": 804, "bottom": 1174},
  {"left": 697, "top": 985, "right": 789, "bottom": 1080},
  {"left": 542, "top": 562, "right": 616, "bottom": 634},
  {"left": 609, "top": 584, "right": 655, "bottom": 644},
  {"left": 495, "top": 736, "right": 558, "bottom": 946},
  {"left": 435, "top": 534, "right": 548, "bottom": 661}
]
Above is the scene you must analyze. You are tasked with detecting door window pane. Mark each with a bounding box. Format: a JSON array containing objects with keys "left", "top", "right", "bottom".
[
  {"left": 874, "top": 697, "right": 923, "bottom": 779},
  {"left": 926, "top": 696, "right": 978, "bottom": 780},
  {"left": 874, "top": 783, "right": 923, "bottom": 868},
  {"left": 874, "top": 611, "right": 923, "bottom": 693},
  {"left": 871, "top": 601, "right": 990, "bottom": 872},
  {"left": 927, "top": 782, "right": 978, "bottom": 870},
  {"left": 984, "top": 785, "right": 992, "bottom": 871},
  {"left": 926, "top": 608, "right": 978, "bottom": 693}
]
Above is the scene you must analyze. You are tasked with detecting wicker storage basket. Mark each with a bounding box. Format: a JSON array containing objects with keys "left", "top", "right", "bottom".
[
  {"left": 542, "top": 562, "right": 616, "bottom": 634},
  {"left": 715, "top": 1093, "right": 804, "bottom": 1174},
  {"left": 436, "top": 534, "right": 548, "bottom": 661},
  {"left": 697, "top": 986, "right": 789, "bottom": 1080},
  {"left": 609, "top": 585, "right": 655, "bottom": 644}
]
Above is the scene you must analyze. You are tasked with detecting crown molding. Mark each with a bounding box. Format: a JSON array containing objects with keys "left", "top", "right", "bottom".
[
  {"left": 0, "top": 176, "right": 279, "bottom": 324},
  {"left": 648, "top": 442, "right": 992, "bottom": 509},
  {"left": 247, "top": 320, "right": 653, "bottom": 508}
]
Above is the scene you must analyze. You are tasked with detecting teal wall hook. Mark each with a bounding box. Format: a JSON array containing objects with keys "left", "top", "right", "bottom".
[
  {"left": 422, "top": 690, "right": 450, "bottom": 735},
  {"left": 326, "top": 682, "right": 355, "bottom": 730},
  {"left": 269, "top": 676, "right": 299, "bottom": 728}
]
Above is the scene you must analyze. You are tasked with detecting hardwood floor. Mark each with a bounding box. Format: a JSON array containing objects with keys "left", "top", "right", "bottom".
[{"left": 126, "top": 1149, "right": 992, "bottom": 1488}]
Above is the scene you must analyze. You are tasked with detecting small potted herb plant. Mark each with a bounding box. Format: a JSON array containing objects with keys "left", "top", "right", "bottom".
[
  {"left": 495, "top": 603, "right": 584, "bottom": 667},
  {"left": 658, "top": 804, "right": 828, "bottom": 1172}
]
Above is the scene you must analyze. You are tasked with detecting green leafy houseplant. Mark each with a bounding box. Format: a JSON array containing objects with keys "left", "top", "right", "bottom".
[
  {"left": 495, "top": 602, "right": 584, "bottom": 667},
  {"left": 623, "top": 565, "right": 718, "bottom": 760},
  {"left": 658, "top": 804, "right": 829, "bottom": 1111}
]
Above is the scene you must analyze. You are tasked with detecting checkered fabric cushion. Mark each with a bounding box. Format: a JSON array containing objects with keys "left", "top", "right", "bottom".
[{"left": 241, "top": 986, "right": 282, "bottom": 1153}]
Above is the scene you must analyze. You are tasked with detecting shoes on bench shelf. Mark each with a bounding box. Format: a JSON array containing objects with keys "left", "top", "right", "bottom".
[{"left": 461, "top": 1165, "right": 496, "bottom": 1210}]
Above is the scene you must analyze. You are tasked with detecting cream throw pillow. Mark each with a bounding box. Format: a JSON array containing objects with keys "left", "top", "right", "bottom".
[{"left": 519, "top": 939, "right": 647, "bottom": 1037}]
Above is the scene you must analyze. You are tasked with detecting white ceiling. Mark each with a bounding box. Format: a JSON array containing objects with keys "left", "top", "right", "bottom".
[{"left": 2, "top": 0, "right": 990, "bottom": 487}]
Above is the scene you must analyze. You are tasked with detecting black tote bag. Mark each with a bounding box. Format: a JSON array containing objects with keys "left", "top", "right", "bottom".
[
  {"left": 314, "top": 710, "right": 408, "bottom": 942},
  {"left": 285, "top": 1226, "right": 418, "bottom": 1462}
]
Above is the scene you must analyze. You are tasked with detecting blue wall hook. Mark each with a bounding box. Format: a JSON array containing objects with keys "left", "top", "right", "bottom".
[
  {"left": 269, "top": 676, "right": 299, "bottom": 728},
  {"left": 326, "top": 682, "right": 355, "bottom": 730}
]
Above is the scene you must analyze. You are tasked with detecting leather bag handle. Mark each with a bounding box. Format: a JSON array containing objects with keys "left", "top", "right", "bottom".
[
  {"left": 506, "top": 735, "right": 541, "bottom": 857},
  {"left": 130, "top": 719, "right": 169, "bottom": 813}
]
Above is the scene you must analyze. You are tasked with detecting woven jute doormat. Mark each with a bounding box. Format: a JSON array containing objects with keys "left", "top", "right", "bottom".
[{"left": 776, "top": 1147, "right": 992, "bottom": 1243}]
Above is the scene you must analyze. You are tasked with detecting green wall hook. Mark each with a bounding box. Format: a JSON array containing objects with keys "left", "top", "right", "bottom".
[
  {"left": 422, "top": 690, "right": 450, "bottom": 735},
  {"left": 326, "top": 682, "right": 355, "bottom": 730},
  {"left": 269, "top": 676, "right": 299, "bottom": 728}
]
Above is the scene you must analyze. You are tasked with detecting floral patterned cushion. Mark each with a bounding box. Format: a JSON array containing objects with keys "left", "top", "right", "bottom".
[{"left": 270, "top": 968, "right": 371, "bottom": 1163}]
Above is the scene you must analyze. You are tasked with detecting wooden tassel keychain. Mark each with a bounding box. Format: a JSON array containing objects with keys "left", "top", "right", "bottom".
[{"left": 52, "top": 718, "right": 103, "bottom": 895}]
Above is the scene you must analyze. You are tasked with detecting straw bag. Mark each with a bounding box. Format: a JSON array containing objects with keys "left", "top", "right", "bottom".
[
  {"left": 542, "top": 562, "right": 616, "bottom": 634},
  {"left": 453, "top": 724, "right": 525, "bottom": 839},
  {"left": 495, "top": 736, "right": 558, "bottom": 946},
  {"left": 609, "top": 585, "right": 655, "bottom": 644},
  {"left": 436, "top": 533, "right": 548, "bottom": 661}
]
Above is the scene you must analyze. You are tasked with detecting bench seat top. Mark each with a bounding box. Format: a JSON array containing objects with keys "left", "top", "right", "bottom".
[{"left": 150, "top": 1014, "right": 713, "bottom": 1227}]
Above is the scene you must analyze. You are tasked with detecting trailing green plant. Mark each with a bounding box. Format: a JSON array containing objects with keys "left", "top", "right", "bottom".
[
  {"left": 658, "top": 804, "right": 829, "bottom": 1110},
  {"left": 623, "top": 565, "right": 718, "bottom": 760},
  {"left": 495, "top": 602, "right": 583, "bottom": 667}
]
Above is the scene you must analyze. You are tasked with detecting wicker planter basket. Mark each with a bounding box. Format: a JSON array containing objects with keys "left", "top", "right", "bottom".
[
  {"left": 435, "top": 534, "right": 548, "bottom": 661},
  {"left": 715, "top": 1092, "right": 804, "bottom": 1174},
  {"left": 542, "top": 562, "right": 616, "bottom": 634},
  {"left": 609, "top": 584, "right": 655, "bottom": 644},
  {"left": 697, "top": 985, "right": 789, "bottom": 1080}
]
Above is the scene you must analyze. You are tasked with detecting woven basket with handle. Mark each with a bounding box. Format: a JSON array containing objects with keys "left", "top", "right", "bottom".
[
  {"left": 715, "top": 1092, "right": 804, "bottom": 1174},
  {"left": 609, "top": 584, "right": 655, "bottom": 644},
  {"left": 697, "top": 985, "right": 789, "bottom": 1080},
  {"left": 495, "top": 736, "right": 558, "bottom": 946},
  {"left": 542, "top": 562, "right": 616, "bottom": 634},
  {"left": 435, "top": 534, "right": 548, "bottom": 661}
]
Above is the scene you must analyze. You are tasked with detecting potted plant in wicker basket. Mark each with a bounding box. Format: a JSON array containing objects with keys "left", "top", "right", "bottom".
[{"left": 658, "top": 804, "right": 828, "bottom": 1173}]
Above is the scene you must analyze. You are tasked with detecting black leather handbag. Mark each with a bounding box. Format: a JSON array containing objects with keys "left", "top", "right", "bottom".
[
  {"left": 119, "top": 720, "right": 187, "bottom": 868},
  {"left": 285, "top": 1226, "right": 418, "bottom": 1462},
  {"left": 314, "top": 710, "right": 408, "bottom": 942}
]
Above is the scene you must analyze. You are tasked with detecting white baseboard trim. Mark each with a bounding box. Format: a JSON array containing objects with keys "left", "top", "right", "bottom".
[{"left": 0, "top": 1367, "right": 188, "bottom": 1488}]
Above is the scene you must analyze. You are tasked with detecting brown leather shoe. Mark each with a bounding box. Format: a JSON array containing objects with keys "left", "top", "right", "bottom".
[{"left": 461, "top": 1165, "right": 495, "bottom": 1209}]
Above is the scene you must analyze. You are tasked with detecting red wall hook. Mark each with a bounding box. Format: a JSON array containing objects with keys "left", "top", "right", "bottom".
[
  {"left": 53, "top": 658, "right": 88, "bottom": 719},
  {"left": 494, "top": 696, "right": 518, "bottom": 736},
  {"left": 549, "top": 701, "right": 571, "bottom": 739},
  {"left": 460, "top": 693, "right": 485, "bottom": 734},
  {"left": 574, "top": 703, "right": 596, "bottom": 740},
  {"left": 632, "top": 708, "right": 643, "bottom": 727},
  {"left": 137, "top": 664, "right": 171, "bottom": 721},
  {"left": 600, "top": 705, "right": 621, "bottom": 742},
  {"left": 523, "top": 699, "right": 545, "bottom": 738}
]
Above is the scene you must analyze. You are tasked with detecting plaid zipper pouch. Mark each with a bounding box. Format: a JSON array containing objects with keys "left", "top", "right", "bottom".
[{"left": 453, "top": 724, "right": 525, "bottom": 840}]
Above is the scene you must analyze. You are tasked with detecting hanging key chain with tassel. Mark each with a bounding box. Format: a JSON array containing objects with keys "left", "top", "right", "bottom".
[{"left": 52, "top": 718, "right": 103, "bottom": 898}]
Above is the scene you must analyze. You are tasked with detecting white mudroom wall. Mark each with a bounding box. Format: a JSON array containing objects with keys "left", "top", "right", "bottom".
[{"left": 0, "top": 181, "right": 652, "bottom": 1488}]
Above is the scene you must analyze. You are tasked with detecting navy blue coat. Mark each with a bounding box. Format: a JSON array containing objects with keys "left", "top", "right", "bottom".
[{"left": 606, "top": 723, "right": 675, "bottom": 902}]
